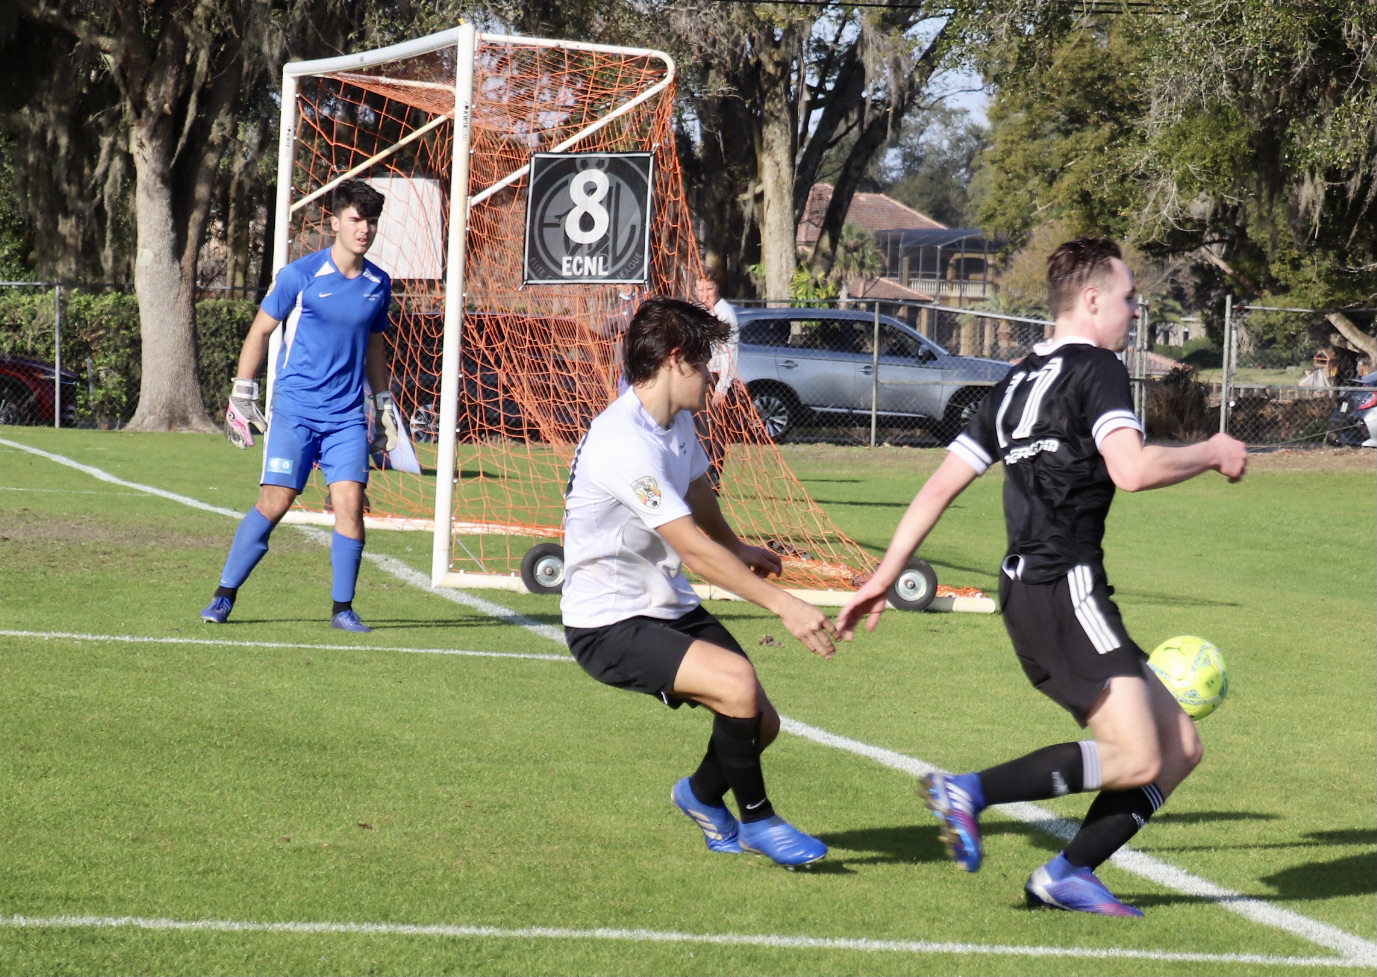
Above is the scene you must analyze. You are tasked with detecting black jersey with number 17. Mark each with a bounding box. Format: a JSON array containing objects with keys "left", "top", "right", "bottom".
[{"left": 947, "top": 337, "right": 1143, "bottom": 584}]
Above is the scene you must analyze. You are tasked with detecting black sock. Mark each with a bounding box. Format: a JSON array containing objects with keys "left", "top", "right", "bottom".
[
  {"left": 214, "top": 586, "right": 238, "bottom": 602},
  {"left": 978, "top": 742, "right": 1094, "bottom": 805},
  {"left": 332, "top": 600, "right": 352, "bottom": 615},
  {"left": 1064, "top": 783, "right": 1164, "bottom": 869},
  {"left": 711, "top": 713, "right": 774, "bottom": 822},
  {"left": 689, "top": 744, "right": 731, "bottom": 807}
]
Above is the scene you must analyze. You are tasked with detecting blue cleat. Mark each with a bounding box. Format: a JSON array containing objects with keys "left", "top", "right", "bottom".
[
  {"left": 738, "top": 815, "right": 827, "bottom": 867},
  {"left": 330, "top": 609, "right": 372, "bottom": 633},
  {"left": 671, "top": 777, "right": 742, "bottom": 854},
  {"left": 920, "top": 772, "right": 984, "bottom": 872},
  {"left": 200, "top": 597, "right": 232, "bottom": 624},
  {"left": 1025, "top": 858, "right": 1144, "bottom": 917}
]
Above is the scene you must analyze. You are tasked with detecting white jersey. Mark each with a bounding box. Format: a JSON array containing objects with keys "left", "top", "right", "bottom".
[
  {"left": 560, "top": 389, "right": 711, "bottom": 628},
  {"left": 707, "top": 298, "right": 739, "bottom": 395}
]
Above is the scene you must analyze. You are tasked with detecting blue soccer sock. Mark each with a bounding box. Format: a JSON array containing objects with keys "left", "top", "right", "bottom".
[
  {"left": 330, "top": 531, "right": 365, "bottom": 604},
  {"left": 218, "top": 506, "right": 274, "bottom": 589}
]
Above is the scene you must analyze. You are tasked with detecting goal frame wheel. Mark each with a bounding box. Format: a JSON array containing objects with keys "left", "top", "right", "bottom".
[
  {"left": 520, "top": 542, "right": 566, "bottom": 595},
  {"left": 887, "top": 556, "right": 938, "bottom": 612}
]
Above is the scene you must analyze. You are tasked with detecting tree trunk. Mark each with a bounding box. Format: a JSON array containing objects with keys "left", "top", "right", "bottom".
[
  {"left": 753, "top": 35, "right": 798, "bottom": 305},
  {"left": 124, "top": 117, "right": 216, "bottom": 432}
]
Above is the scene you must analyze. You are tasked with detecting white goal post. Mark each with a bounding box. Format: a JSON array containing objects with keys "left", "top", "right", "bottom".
[{"left": 266, "top": 25, "right": 992, "bottom": 613}]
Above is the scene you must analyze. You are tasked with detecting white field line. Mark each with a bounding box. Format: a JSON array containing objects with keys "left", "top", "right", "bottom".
[
  {"left": 5, "top": 436, "right": 1376, "bottom": 969},
  {"left": 0, "top": 629, "right": 570, "bottom": 662},
  {"left": 0, "top": 914, "right": 1362, "bottom": 970},
  {"left": 0, "top": 485, "right": 143, "bottom": 496}
]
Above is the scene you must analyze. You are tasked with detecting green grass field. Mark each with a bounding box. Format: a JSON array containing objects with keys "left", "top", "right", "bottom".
[{"left": 0, "top": 429, "right": 1373, "bottom": 976}]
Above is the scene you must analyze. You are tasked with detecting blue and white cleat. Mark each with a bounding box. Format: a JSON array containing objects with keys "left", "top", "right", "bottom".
[
  {"left": 671, "top": 777, "right": 742, "bottom": 854},
  {"left": 920, "top": 772, "right": 984, "bottom": 872},
  {"left": 200, "top": 597, "right": 233, "bottom": 624},
  {"left": 738, "top": 815, "right": 827, "bottom": 867},
  {"left": 1025, "top": 859, "right": 1144, "bottom": 917},
  {"left": 330, "top": 609, "right": 372, "bottom": 633}
]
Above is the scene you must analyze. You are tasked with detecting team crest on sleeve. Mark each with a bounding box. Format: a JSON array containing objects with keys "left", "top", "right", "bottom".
[{"left": 630, "top": 475, "right": 662, "bottom": 509}]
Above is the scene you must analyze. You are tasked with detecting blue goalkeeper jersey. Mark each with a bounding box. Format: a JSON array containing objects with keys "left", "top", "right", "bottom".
[{"left": 262, "top": 248, "right": 391, "bottom": 423}]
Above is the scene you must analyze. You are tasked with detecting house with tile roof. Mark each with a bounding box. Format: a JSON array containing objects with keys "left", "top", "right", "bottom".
[{"left": 798, "top": 184, "right": 1002, "bottom": 307}]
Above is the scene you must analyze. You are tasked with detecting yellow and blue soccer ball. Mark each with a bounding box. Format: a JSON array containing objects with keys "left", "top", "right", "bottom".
[{"left": 1148, "top": 635, "right": 1229, "bottom": 720}]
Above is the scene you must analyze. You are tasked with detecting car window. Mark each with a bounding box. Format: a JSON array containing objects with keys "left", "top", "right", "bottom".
[
  {"left": 794, "top": 319, "right": 869, "bottom": 354},
  {"left": 878, "top": 324, "right": 937, "bottom": 362},
  {"left": 740, "top": 320, "right": 790, "bottom": 347}
]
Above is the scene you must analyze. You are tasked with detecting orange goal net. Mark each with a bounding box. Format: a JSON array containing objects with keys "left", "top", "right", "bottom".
[{"left": 272, "top": 26, "right": 880, "bottom": 597}]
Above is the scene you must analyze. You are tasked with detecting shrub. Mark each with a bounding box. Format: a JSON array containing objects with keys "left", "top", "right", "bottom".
[
  {"left": 1146, "top": 365, "right": 1213, "bottom": 441},
  {"left": 0, "top": 289, "right": 255, "bottom": 426}
]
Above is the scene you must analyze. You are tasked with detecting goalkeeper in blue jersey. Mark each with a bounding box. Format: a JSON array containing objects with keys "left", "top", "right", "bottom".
[{"left": 200, "top": 179, "right": 397, "bottom": 632}]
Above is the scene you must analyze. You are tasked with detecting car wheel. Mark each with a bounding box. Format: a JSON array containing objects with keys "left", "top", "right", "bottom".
[
  {"left": 0, "top": 383, "right": 38, "bottom": 426},
  {"left": 748, "top": 384, "right": 800, "bottom": 440},
  {"left": 520, "top": 542, "right": 565, "bottom": 595},
  {"left": 934, "top": 388, "right": 986, "bottom": 442},
  {"left": 887, "top": 556, "right": 938, "bottom": 612}
]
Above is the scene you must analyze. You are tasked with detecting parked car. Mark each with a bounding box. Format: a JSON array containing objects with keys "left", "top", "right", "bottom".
[
  {"left": 1327, "top": 372, "right": 1377, "bottom": 447},
  {"left": 733, "top": 308, "right": 1011, "bottom": 440},
  {"left": 0, "top": 353, "right": 78, "bottom": 426}
]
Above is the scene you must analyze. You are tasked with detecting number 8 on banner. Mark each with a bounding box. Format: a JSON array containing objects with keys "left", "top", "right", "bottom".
[{"left": 564, "top": 169, "right": 610, "bottom": 244}]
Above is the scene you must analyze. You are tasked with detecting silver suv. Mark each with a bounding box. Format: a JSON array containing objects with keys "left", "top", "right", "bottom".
[{"left": 734, "top": 308, "right": 1011, "bottom": 440}]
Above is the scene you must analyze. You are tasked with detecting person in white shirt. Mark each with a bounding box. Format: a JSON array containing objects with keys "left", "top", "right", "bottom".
[
  {"left": 561, "top": 296, "right": 836, "bottom": 868},
  {"left": 694, "top": 275, "right": 739, "bottom": 487},
  {"left": 697, "top": 275, "right": 739, "bottom": 397}
]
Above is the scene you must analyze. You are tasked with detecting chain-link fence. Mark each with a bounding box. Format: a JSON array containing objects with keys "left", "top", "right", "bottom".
[
  {"left": 0, "top": 281, "right": 261, "bottom": 429},
  {"left": 1211, "top": 301, "right": 1376, "bottom": 448},
  {"left": 4, "top": 282, "right": 1372, "bottom": 449},
  {"left": 729, "top": 296, "right": 1375, "bottom": 449}
]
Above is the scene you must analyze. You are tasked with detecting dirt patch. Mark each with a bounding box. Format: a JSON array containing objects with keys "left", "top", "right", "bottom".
[{"left": 0, "top": 509, "right": 229, "bottom": 549}]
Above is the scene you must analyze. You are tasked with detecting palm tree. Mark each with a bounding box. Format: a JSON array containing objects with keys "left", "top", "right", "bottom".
[{"left": 831, "top": 223, "right": 883, "bottom": 306}]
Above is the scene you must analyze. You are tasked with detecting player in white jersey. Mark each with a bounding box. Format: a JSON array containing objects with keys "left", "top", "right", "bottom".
[
  {"left": 562, "top": 296, "right": 837, "bottom": 867},
  {"left": 837, "top": 238, "right": 1248, "bottom": 915},
  {"left": 199, "top": 179, "right": 398, "bottom": 632}
]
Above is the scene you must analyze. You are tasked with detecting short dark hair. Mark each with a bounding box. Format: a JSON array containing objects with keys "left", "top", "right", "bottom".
[
  {"left": 331, "top": 179, "right": 385, "bottom": 220},
  {"left": 1046, "top": 237, "right": 1122, "bottom": 316},
  {"left": 623, "top": 296, "right": 730, "bottom": 385}
]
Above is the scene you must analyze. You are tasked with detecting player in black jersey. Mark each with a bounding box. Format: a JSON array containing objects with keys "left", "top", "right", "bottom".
[{"left": 837, "top": 237, "right": 1248, "bottom": 916}]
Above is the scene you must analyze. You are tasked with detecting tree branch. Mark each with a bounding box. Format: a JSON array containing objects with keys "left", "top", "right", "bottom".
[
  {"left": 1195, "top": 245, "right": 1261, "bottom": 298},
  {"left": 1326, "top": 310, "right": 1377, "bottom": 360},
  {"left": 13, "top": 0, "right": 118, "bottom": 53}
]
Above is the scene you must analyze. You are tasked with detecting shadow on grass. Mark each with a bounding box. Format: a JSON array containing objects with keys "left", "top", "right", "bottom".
[
  {"left": 827, "top": 816, "right": 1376, "bottom": 904},
  {"left": 809, "top": 497, "right": 973, "bottom": 512},
  {"left": 1113, "top": 586, "right": 1243, "bottom": 609},
  {"left": 1154, "top": 810, "right": 1284, "bottom": 825},
  {"left": 1119, "top": 848, "right": 1377, "bottom": 909},
  {"left": 819, "top": 821, "right": 1033, "bottom": 866}
]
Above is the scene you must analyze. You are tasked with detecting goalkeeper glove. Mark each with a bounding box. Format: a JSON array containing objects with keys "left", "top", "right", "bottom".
[
  {"left": 370, "top": 391, "right": 400, "bottom": 454},
  {"left": 225, "top": 378, "right": 267, "bottom": 449}
]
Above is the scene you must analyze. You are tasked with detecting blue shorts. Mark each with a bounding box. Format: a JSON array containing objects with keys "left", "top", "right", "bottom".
[{"left": 260, "top": 411, "right": 369, "bottom": 491}]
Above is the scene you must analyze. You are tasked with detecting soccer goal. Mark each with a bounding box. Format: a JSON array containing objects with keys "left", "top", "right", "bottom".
[{"left": 268, "top": 25, "right": 989, "bottom": 611}]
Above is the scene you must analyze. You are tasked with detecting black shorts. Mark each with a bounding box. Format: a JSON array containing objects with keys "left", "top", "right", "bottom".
[
  {"left": 564, "top": 604, "right": 749, "bottom": 709},
  {"left": 999, "top": 564, "right": 1149, "bottom": 727}
]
